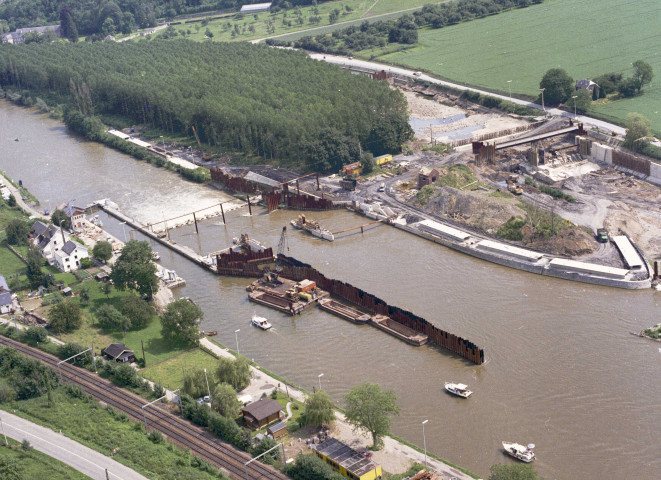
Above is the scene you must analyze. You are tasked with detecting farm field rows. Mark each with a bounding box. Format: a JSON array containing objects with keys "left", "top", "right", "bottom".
[
  {"left": 382, "top": 0, "right": 661, "bottom": 130},
  {"left": 164, "top": 0, "right": 446, "bottom": 43}
]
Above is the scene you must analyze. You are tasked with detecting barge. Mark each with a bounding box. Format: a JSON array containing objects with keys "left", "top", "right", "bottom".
[
  {"left": 318, "top": 298, "right": 370, "bottom": 324},
  {"left": 370, "top": 314, "right": 428, "bottom": 346},
  {"left": 290, "top": 214, "right": 334, "bottom": 241},
  {"left": 247, "top": 273, "right": 328, "bottom": 315}
]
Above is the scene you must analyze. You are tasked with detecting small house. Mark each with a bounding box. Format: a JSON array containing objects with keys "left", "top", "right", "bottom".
[
  {"left": 241, "top": 398, "right": 283, "bottom": 430},
  {"left": 343, "top": 162, "right": 363, "bottom": 176},
  {"left": 102, "top": 343, "right": 136, "bottom": 363},
  {"left": 418, "top": 167, "right": 439, "bottom": 189},
  {"left": 267, "top": 421, "right": 288, "bottom": 439},
  {"left": 240, "top": 2, "right": 271, "bottom": 13},
  {"left": 313, "top": 437, "right": 383, "bottom": 480},
  {"left": 33, "top": 222, "right": 69, "bottom": 263},
  {"left": 575, "top": 78, "right": 599, "bottom": 96}
]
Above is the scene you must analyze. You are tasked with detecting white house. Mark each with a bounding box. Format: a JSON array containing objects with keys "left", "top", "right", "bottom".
[
  {"left": 63, "top": 204, "right": 87, "bottom": 232},
  {"left": 0, "top": 275, "right": 13, "bottom": 314},
  {"left": 32, "top": 221, "right": 70, "bottom": 264},
  {"left": 52, "top": 240, "right": 89, "bottom": 273}
]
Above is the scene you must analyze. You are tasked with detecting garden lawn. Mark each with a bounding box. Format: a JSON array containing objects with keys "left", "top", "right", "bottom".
[
  {"left": 382, "top": 0, "right": 661, "bottom": 131},
  {"left": 141, "top": 348, "right": 218, "bottom": 390},
  {"left": 55, "top": 280, "right": 189, "bottom": 366},
  {"left": 0, "top": 439, "right": 90, "bottom": 480}
]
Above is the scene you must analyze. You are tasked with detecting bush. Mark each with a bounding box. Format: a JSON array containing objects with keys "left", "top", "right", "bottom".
[
  {"left": 23, "top": 327, "right": 48, "bottom": 346},
  {"left": 497, "top": 216, "right": 526, "bottom": 241},
  {"left": 57, "top": 343, "right": 92, "bottom": 367},
  {"left": 0, "top": 384, "right": 16, "bottom": 403},
  {"left": 148, "top": 430, "right": 165, "bottom": 444},
  {"left": 41, "top": 293, "right": 63, "bottom": 307},
  {"left": 288, "top": 453, "right": 345, "bottom": 480}
]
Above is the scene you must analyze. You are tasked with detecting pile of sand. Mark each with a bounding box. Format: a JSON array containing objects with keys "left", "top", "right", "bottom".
[{"left": 523, "top": 226, "right": 596, "bottom": 257}]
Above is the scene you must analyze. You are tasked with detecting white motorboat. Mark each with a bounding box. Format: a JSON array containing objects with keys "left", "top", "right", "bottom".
[
  {"left": 502, "top": 442, "right": 535, "bottom": 463},
  {"left": 444, "top": 382, "right": 472, "bottom": 398},
  {"left": 251, "top": 313, "right": 272, "bottom": 330},
  {"left": 152, "top": 251, "right": 161, "bottom": 261}
]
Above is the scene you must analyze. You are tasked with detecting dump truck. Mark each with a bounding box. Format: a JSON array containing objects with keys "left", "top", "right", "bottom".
[
  {"left": 506, "top": 174, "right": 523, "bottom": 195},
  {"left": 596, "top": 228, "right": 609, "bottom": 243}
]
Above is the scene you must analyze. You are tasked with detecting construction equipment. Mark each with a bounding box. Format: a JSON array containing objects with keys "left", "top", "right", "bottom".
[
  {"left": 596, "top": 228, "right": 609, "bottom": 243},
  {"left": 506, "top": 174, "right": 523, "bottom": 195},
  {"left": 191, "top": 125, "right": 212, "bottom": 161}
]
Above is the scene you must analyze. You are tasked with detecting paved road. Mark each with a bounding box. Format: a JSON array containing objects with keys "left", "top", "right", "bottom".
[
  {"left": 309, "top": 53, "right": 627, "bottom": 136},
  {"left": 0, "top": 410, "right": 150, "bottom": 480}
]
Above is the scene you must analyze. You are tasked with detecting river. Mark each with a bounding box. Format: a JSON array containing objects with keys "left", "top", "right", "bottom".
[{"left": 1, "top": 102, "right": 660, "bottom": 480}]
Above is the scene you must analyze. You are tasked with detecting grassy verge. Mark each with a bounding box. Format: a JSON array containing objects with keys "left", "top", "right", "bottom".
[
  {"left": 0, "top": 438, "right": 90, "bottom": 480},
  {"left": 2, "top": 387, "right": 226, "bottom": 479},
  {"left": 141, "top": 348, "right": 217, "bottom": 390}
]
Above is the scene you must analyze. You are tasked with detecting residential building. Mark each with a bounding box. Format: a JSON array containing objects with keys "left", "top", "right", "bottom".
[
  {"left": 241, "top": 398, "right": 283, "bottom": 429},
  {"left": 575, "top": 78, "right": 599, "bottom": 96},
  {"left": 63, "top": 204, "right": 87, "bottom": 232},
  {"left": 52, "top": 240, "right": 89, "bottom": 273},
  {"left": 103, "top": 343, "right": 136, "bottom": 363},
  {"left": 0, "top": 275, "right": 13, "bottom": 314},
  {"left": 32, "top": 221, "right": 69, "bottom": 264},
  {"left": 1, "top": 25, "right": 61, "bottom": 44}
]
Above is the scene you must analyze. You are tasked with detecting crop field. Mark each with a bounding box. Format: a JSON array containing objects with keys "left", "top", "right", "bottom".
[
  {"left": 164, "top": 0, "right": 445, "bottom": 43},
  {"left": 383, "top": 0, "right": 661, "bottom": 130}
]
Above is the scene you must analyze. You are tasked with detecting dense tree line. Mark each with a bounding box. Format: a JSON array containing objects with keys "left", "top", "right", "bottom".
[
  {"left": 0, "top": 41, "right": 411, "bottom": 171},
  {"left": 275, "top": 0, "right": 543, "bottom": 55}
]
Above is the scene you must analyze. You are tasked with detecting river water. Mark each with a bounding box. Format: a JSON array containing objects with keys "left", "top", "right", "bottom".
[{"left": 1, "top": 102, "right": 660, "bottom": 480}]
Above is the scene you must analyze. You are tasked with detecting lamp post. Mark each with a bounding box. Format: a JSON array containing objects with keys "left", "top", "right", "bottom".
[
  {"left": 507, "top": 80, "right": 512, "bottom": 111},
  {"left": 422, "top": 420, "right": 429, "bottom": 470},
  {"left": 572, "top": 95, "right": 578, "bottom": 118},
  {"left": 318, "top": 373, "right": 324, "bottom": 391},
  {"left": 203, "top": 368, "right": 211, "bottom": 404},
  {"left": 234, "top": 329, "right": 240, "bottom": 355},
  {"left": 119, "top": 221, "right": 127, "bottom": 242},
  {"left": 539, "top": 87, "right": 545, "bottom": 112}
]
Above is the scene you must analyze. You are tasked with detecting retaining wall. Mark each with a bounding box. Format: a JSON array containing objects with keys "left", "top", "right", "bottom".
[{"left": 277, "top": 254, "right": 485, "bottom": 364}]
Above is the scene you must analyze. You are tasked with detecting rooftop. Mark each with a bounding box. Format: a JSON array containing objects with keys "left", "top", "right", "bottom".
[
  {"left": 314, "top": 438, "right": 380, "bottom": 477},
  {"left": 242, "top": 398, "right": 282, "bottom": 421}
]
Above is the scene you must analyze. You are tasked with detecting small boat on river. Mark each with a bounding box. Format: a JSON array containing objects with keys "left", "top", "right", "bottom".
[
  {"left": 444, "top": 382, "right": 472, "bottom": 398},
  {"left": 290, "top": 214, "right": 334, "bottom": 241},
  {"left": 251, "top": 313, "right": 272, "bottom": 330},
  {"left": 502, "top": 442, "right": 535, "bottom": 463}
]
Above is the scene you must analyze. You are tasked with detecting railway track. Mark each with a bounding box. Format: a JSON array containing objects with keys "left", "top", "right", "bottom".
[{"left": 0, "top": 336, "right": 288, "bottom": 480}]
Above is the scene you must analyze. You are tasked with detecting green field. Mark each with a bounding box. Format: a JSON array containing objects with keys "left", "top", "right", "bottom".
[
  {"left": 382, "top": 0, "right": 661, "bottom": 130},
  {"left": 141, "top": 348, "right": 217, "bottom": 390},
  {"left": 164, "top": 0, "right": 443, "bottom": 43}
]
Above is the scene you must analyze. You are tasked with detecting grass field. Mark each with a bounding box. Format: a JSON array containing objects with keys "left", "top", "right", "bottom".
[
  {"left": 0, "top": 439, "right": 91, "bottom": 480},
  {"left": 141, "top": 348, "right": 217, "bottom": 390},
  {"left": 382, "top": 0, "right": 661, "bottom": 130},
  {"left": 3, "top": 390, "right": 225, "bottom": 480},
  {"left": 163, "top": 0, "right": 445, "bottom": 43}
]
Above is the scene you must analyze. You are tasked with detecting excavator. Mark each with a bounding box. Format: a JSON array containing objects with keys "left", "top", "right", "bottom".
[
  {"left": 506, "top": 174, "right": 523, "bottom": 195},
  {"left": 191, "top": 125, "right": 213, "bottom": 161}
]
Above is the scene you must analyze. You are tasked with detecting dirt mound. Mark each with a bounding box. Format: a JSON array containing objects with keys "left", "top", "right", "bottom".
[
  {"left": 424, "top": 187, "right": 526, "bottom": 233},
  {"left": 523, "top": 226, "right": 596, "bottom": 257}
]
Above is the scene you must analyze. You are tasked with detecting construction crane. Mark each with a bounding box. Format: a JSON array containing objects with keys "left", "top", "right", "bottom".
[{"left": 275, "top": 225, "right": 289, "bottom": 271}]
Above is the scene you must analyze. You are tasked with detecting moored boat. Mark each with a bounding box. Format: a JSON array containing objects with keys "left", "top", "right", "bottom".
[
  {"left": 444, "top": 382, "right": 472, "bottom": 398},
  {"left": 290, "top": 214, "right": 334, "bottom": 241},
  {"left": 251, "top": 313, "right": 272, "bottom": 330},
  {"left": 502, "top": 442, "right": 535, "bottom": 463}
]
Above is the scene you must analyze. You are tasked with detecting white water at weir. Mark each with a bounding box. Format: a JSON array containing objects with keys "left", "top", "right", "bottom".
[{"left": 2, "top": 102, "right": 661, "bottom": 480}]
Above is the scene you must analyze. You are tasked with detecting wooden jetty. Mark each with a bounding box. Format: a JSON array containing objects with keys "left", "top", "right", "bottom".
[
  {"left": 318, "top": 298, "right": 370, "bottom": 324},
  {"left": 370, "top": 314, "right": 428, "bottom": 346}
]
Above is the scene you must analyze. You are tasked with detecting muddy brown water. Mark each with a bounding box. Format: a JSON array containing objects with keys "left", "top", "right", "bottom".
[{"left": 1, "top": 103, "right": 660, "bottom": 480}]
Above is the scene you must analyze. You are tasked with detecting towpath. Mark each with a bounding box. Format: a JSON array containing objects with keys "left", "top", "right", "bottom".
[{"left": 0, "top": 410, "right": 150, "bottom": 480}]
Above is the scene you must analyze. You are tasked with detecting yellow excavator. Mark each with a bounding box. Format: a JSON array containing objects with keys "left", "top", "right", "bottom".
[
  {"left": 506, "top": 174, "right": 523, "bottom": 195},
  {"left": 191, "top": 125, "right": 213, "bottom": 161}
]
